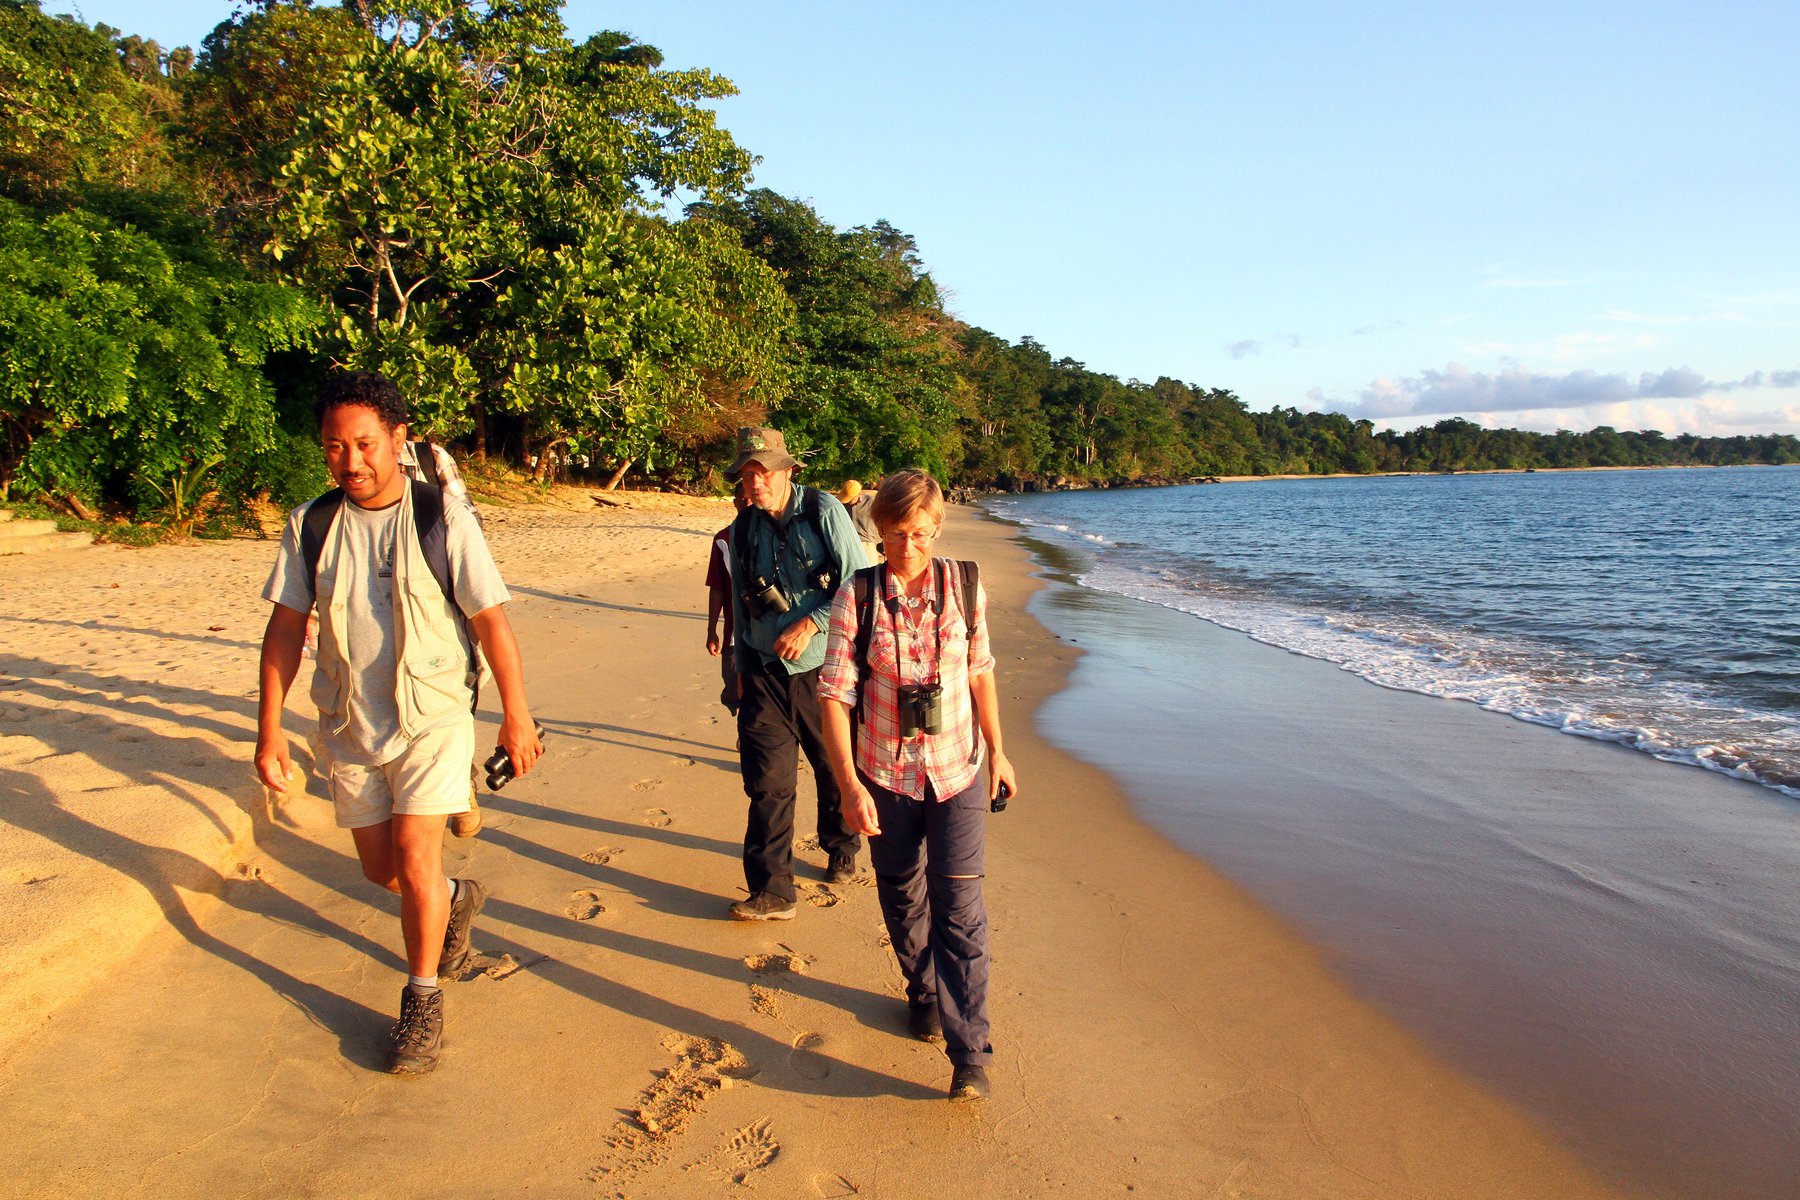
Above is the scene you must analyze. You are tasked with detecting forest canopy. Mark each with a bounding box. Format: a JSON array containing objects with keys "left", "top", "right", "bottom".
[{"left": 1, "top": 0, "right": 1794, "bottom": 528}]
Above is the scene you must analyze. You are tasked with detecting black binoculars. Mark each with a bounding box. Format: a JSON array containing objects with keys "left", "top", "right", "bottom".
[
  {"left": 898, "top": 683, "right": 944, "bottom": 738},
  {"left": 483, "top": 722, "right": 547, "bottom": 791},
  {"left": 743, "top": 574, "right": 790, "bottom": 617}
]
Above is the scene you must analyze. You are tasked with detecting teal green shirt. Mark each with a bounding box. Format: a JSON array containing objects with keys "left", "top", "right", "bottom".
[{"left": 730, "top": 485, "right": 869, "bottom": 675}]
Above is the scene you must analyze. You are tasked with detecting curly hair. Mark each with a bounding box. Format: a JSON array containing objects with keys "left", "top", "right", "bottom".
[{"left": 315, "top": 370, "right": 409, "bottom": 430}]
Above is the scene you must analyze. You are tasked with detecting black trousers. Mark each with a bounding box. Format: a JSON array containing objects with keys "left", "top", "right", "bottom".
[{"left": 736, "top": 657, "right": 860, "bottom": 902}]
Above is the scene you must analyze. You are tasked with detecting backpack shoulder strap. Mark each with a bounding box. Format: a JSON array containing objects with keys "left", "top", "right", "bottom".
[
  {"left": 801, "top": 484, "right": 833, "bottom": 556},
  {"left": 408, "top": 480, "right": 455, "bottom": 608},
  {"left": 957, "top": 560, "right": 978, "bottom": 629},
  {"left": 851, "top": 563, "right": 884, "bottom": 721},
  {"left": 300, "top": 489, "right": 345, "bottom": 602},
  {"left": 730, "top": 504, "right": 758, "bottom": 582},
  {"left": 408, "top": 479, "right": 482, "bottom": 710},
  {"left": 413, "top": 438, "right": 442, "bottom": 490}
]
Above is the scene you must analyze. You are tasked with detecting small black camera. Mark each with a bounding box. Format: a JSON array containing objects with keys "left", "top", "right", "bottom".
[
  {"left": 484, "top": 722, "right": 547, "bottom": 791},
  {"left": 991, "top": 780, "right": 1011, "bottom": 814},
  {"left": 897, "top": 683, "right": 944, "bottom": 737}
]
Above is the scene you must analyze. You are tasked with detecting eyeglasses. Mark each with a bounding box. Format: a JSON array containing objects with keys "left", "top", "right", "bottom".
[{"left": 881, "top": 527, "right": 940, "bottom": 545}]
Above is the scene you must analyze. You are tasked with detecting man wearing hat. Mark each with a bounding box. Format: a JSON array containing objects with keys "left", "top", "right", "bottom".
[{"left": 723, "top": 427, "right": 870, "bottom": 919}]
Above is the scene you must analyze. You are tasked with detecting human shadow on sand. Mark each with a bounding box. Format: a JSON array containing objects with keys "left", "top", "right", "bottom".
[
  {"left": 510, "top": 584, "right": 704, "bottom": 623},
  {"left": 482, "top": 794, "right": 741, "bottom": 859},
  {"left": 471, "top": 921, "right": 938, "bottom": 1102},
  {"left": 542, "top": 716, "right": 739, "bottom": 774}
]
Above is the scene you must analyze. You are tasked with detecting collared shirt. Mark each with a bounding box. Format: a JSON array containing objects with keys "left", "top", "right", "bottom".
[
  {"left": 818, "top": 559, "right": 995, "bottom": 800},
  {"left": 729, "top": 486, "right": 868, "bottom": 675}
]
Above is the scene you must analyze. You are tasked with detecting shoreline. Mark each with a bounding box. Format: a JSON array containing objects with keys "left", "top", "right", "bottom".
[
  {"left": 0, "top": 495, "right": 1637, "bottom": 1197},
  {"left": 1000, "top": 512, "right": 1800, "bottom": 1200}
]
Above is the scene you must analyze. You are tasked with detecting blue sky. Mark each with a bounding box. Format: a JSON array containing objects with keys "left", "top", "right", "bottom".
[{"left": 65, "top": 0, "right": 1800, "bottom": 437}]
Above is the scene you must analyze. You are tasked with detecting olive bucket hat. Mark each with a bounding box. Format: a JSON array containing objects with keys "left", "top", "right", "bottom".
[{"left": 724, "top": 426, "right": 803, "bottom": 480}]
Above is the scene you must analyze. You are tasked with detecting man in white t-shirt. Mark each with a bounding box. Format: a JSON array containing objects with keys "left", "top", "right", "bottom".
[{"left": 256, "top": 371, "right": 541, "bottom": 1075}]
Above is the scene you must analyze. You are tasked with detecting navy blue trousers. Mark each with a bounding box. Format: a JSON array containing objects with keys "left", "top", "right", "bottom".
[{"left": 866, "top": 775, "right": 993, "bottom": 1068}]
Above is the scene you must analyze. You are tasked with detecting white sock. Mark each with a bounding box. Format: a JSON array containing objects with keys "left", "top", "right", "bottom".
[
  {"left": 446, "top": 877, "right": 458, "bottom": 905},
  {"left": 408, "top": 974, "right": 439, "bottom": 991}
]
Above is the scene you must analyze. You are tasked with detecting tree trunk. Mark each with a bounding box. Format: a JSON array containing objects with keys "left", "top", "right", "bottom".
[
  {"left": 602, "top": 458, "right": 635, "bottom": 491},
  {"left": 472, "top": 400, "right": 488, "bottom": 461},
  {"left": 530, "top": 435, "right": 570, "bottom": 483}
]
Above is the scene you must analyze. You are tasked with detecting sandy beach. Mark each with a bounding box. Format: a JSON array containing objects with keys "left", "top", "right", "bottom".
[{"left": 0, "top": 493, "right": 1636, "bottom": 1198}]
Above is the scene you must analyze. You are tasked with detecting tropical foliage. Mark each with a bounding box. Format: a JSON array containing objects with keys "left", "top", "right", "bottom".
[{"left": 0, "top": 0, "right": 1793, "bottom": 530}]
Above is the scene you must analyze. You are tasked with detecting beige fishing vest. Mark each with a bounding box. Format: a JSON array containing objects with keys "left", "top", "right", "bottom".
[{"left": 308, "top": 481, "right": 473, "bottom": 740}]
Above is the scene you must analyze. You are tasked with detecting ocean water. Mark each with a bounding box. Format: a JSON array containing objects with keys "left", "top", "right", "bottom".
[
  {"left": 988, "top": 466, "right": 1800, "bottom": 798},
  {"left": 985, "top": 466, "right": 1800, "bottom": 1199}
]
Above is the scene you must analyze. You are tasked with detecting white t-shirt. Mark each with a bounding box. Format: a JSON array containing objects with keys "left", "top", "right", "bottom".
[{"left": 264, "top": 492, "right": 509, "bottom": 765}]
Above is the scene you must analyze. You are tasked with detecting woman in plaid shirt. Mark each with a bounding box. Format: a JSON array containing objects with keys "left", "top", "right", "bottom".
[{"left": 819, "top": 469, "right": 1019, "bottom": 1103}]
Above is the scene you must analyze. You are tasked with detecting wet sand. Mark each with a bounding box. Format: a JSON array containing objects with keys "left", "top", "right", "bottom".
[
  {"left": 1021, "top": 529, "right": 1800, "bottom": 1200},
  {"left": 0, "top": 495, "right": 1635, "bottom": 1198}
]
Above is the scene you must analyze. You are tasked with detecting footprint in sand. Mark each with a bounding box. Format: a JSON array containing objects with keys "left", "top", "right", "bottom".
[
  {"left": 789, "top": 1032, "right": 831, "bottom": 1080},
  {"left": 748, "top": 984, "right": 783, "bottom": 1019},
  {"left": 694, "top": 1119, "right": 780, "bottom": 1184},
  {"left": 803, "top": 885, "right": 840, "bottom": 909},
  {"left": 744, "top": 949, "right": 813, "bottom": 976},
  {"left": 632, "top": 778, "right": 662, "bottom": 792},
  {"left": 643, "top": 808, "right": 673, "bottom": 828},
  {"left": 451, "top": 951, "right": 530, "bottom": 982},
  {"left": 566, "top": 890, "right": 606, "bottom": 921},
  {"left": 581, "top": 846, "right": 625, "bottom": 866}
]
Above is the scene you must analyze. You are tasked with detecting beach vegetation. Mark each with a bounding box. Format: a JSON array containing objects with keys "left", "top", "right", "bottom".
[{"left": 1, "top": 0, "right": 1795, "bottom": 526}]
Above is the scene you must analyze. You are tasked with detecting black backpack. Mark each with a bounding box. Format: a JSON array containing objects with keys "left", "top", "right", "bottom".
[
  {"left": 297, "top": 446, "right": 479, "bottom": 703},
  {"left": 850, "top": 559, "right": 979, "bottom": 722}
]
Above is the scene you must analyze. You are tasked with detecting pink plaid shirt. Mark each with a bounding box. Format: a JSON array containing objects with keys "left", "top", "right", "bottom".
[{"left": 818, "top": 559, "right": 995, "bottom": 801}]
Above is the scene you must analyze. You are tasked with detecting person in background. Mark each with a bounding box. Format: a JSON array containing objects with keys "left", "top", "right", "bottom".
[
  {"left": 723, "top": 427, "right": 868, "bottom": 920},
  {"left": 705, "top": 482, "right": 748, "bottom": 719},
  {"left": 835, "top": 479, "right": 883, "bottom": 564},
  {"left": 818, "top": 468, "right": 1018, "bottom": 1102},
  {"left": 256, "top": 371, "right": 541, "bottom": 1076}
]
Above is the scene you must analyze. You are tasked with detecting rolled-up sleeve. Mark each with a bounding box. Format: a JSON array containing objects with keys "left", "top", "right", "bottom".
[
  {"left": 967, "top": 581, "right": 994, "bottom": 676},
  {"left": 817, "top": 581, "right": 860, "bottom": 708}
]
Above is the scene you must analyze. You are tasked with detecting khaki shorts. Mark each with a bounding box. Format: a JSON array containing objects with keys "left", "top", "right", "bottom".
[{"left": 324, "top": 717, "right": 476, "bottom": 830}]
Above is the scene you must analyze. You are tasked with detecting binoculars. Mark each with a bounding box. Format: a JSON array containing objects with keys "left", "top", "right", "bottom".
[
  {"left": 483, "top": 723, "right": 547, "bottom": 791},
  {"left": 743, "top": 574, "right": 790, "bottom": 617},
  {"left": 898, "top": 683, "right": 944, "bottom": 738}
]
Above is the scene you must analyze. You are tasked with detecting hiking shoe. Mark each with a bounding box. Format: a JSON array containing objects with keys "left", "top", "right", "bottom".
[
  {"left": 825, "top": 853, "right": 857, "bottom": 885},
  {"left": 948, "top": 1063, "right": 990, "bottom": 1103},
  {"left": 387, "top": 985, "right": 444, "bottom": 1075},
  {"left": 440, "top": 878, "right": 487, "bottom": 977},
  {"left": 449, "top": 775, "right": 481, "bottom": 838},
  {"left": 908, "top": 1003, "right": 944, "bottom": 1043},
  {"left": 728, "top": 892, "right": 796, "bottom": 921}
]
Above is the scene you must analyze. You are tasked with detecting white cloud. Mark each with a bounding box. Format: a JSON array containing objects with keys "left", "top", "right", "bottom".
[
  {"left": 1228, "top": 339, "right": 1261, "bottom": 359},
  {"left": 1323, "top": 362, "right": 1800, "bottom": 424}
]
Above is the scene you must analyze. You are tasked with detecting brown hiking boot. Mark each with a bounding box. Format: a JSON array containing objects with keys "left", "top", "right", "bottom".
[
  {"left": 450, "top": 775, "right": 481, "bottom": 837},
  {"left": 387, "top": 985, "right": 444, "bottom": 1075},
  {"left": 440, "top": 878, "right": 487, "bottom": 977},
  {"left": 727, "top": 892, "right": 796, "bottom": 921}
]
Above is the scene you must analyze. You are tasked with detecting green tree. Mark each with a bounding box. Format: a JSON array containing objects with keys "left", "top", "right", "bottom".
[
  {"left": 699, "top": 191, "right": 964, "bottom": 481},
  {"left": 0, "top": 1, "right": 183, "bottom": 203},
  {"left": 0, "top": 195, "right": 324, "bottom": 519}
]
